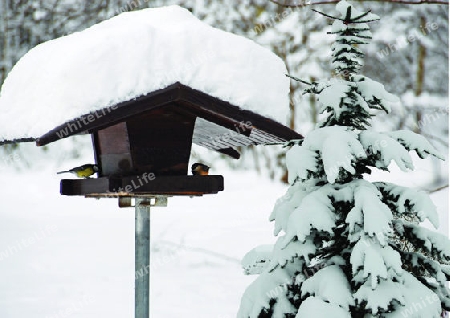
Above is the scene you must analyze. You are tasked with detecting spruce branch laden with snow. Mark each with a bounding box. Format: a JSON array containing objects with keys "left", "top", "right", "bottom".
[{"left": 238, "top": 1, "right": 449, "bottom": 317}]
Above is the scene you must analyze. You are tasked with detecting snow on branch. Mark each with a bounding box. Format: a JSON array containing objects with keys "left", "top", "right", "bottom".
[
  {"left": 353, "top": 279, "right": 406, "bottom": 315},
  {"left": 401, "top": 252, "right": 448, "bottom": 284},
  {"left": 242, "top": 245, "right": 273, "bottom": 275},
  {"left": 282, "top": 186, "right": 337, "bottom": 245},
  {"left": 269, "top": 183, "right": 314, "bottom": 235},
  {"left": 270, "top": 239, "right": 316, "bottom": 270},
  {"left": 346, "top": 180, "right": 393, "bottom": 246},
  {"left": 297, "top": 296, "right": 351, "bottom": 317},
  {"left": 302, "top": 126, "right": 366, "bottom": 183},
  {"left": 375, "top": 182, "right": 440, "bottom": 227},
  {"left": 393, "top": 219, "right": 450, "bottom": 261},
  {"left": 388, "top": 130, "right": 444, "bottom": 160},
  {"left": 237, "top": 264, "right": 300, "bottom": 317},
  {"left": 286, "top": 146, "right": 319, "bottom": 184},
  {"left": 300, "top": 265, "right": 353, "bottom": 310},
  {"left": 354, "top": 75, "right": 398, "bottom": 113},
  {"left": 351, "top": 240, "right": 401, "bottom": 289},
  {"left": 359, "top": 131, "right": 414, "bottom": 172}
]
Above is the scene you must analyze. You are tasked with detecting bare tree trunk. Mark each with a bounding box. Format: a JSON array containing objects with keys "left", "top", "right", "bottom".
[
  {"left": 310, "top": 76, "right": 317, "bottom": 125},
  {"left": 289, "top": 80, "right": 296, "bottom": 130},
  {"left": 414, "top": 15, "right": 426, "bottom": 133},
  {"left": 0, "top": 0, "right": 9, "bottom": 86}
]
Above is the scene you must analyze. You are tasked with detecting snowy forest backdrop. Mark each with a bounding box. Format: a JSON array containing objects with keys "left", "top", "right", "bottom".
[
  {"left": 0, "top": 0, "right": 448, "bottom": 190},
  {"left": 0, "top": 2, "right": 448, "bottom": 317}
]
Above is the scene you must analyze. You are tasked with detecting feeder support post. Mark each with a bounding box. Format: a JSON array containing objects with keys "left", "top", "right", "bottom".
[{"left": 135, "top": 198, "right": 150, "bottom": 318}]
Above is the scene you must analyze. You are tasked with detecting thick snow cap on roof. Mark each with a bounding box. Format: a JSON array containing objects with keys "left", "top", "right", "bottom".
[{"left": 0, "top": 5, "right": 289, "bottom": 142}]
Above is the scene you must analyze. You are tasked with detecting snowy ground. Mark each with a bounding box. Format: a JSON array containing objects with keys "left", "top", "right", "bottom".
[
  {"left": 0, "top": 155, "right": 447, "bottom": 318},
  {"left": 0, "top": 165, "right": 286, "bottom": 318}
]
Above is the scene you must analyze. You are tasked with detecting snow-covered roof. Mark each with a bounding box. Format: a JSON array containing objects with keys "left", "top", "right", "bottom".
[{"left": 0, "top": 5, "right": 289, "bottom": 143}]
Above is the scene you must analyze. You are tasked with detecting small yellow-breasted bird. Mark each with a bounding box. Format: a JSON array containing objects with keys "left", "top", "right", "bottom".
[
  {"left": 57, "top": 164, "right": 99, "bottom": 179},
  {"left": 191, "top": 163, "right": 210, "bottom": 176}
]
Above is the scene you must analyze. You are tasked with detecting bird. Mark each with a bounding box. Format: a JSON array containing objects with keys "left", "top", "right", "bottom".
[
  {"left": 57, "top": 164, "right": 99, "bottom": 179},
  {"left": 191, "top": 163, "right": 210, "bottom": 176}
]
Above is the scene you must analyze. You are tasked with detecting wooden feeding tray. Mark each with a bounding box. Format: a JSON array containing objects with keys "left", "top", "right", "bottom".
[{"left": 61, "top": 175, "right": 224, "bottom": 197}]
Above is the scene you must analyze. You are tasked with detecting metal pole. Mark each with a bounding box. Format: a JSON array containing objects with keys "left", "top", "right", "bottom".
[{"left": 135, "top": 198, "right": 150, "bottom": 318}]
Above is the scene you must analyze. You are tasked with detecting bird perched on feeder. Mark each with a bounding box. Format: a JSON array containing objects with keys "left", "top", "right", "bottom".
[
  {"left": 191, "top": 163, "right": 210, "bottom": 176},
  {"left": 57, "top": 164, "right": 99, "bottom": 178}
]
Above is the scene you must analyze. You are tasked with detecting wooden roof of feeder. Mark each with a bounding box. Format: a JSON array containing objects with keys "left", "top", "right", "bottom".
[{"left": 36, "top": 82, "right": 302, "bottom": 156}]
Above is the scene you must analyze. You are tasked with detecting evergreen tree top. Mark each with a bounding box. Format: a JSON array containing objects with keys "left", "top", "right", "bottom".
[{"left": 291, "top": 1, "right": 398, "bottom": 130}]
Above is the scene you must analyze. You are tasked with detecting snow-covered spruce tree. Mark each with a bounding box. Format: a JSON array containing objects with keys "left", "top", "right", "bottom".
[{"left": 238, "top": 1, "right": 450, "bottom": 317}]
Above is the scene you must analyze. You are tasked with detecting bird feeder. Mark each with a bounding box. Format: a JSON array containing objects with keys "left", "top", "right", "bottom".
[
  {"left": 0, "top": 6, "right": 302, "bottom": 318},
  {"left": 35, "top": 82, "right": 301, "bottom": 202}
]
